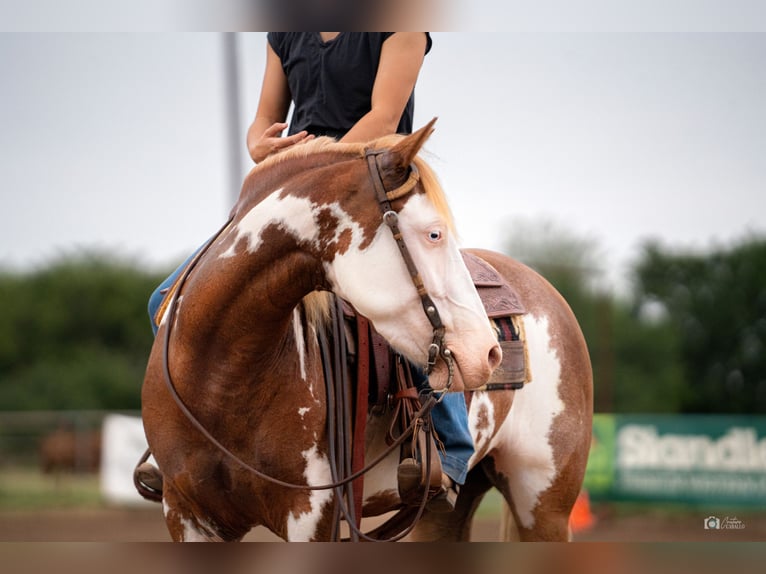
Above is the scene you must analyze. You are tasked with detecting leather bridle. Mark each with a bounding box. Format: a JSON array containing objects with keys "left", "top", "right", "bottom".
[{"left": 364, "top": 149, "right": 454, "bottom": 394}]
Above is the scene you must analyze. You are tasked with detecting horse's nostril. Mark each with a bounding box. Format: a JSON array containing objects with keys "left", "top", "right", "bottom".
[{"left": 488, "top": 344, "right": 502, "bottom": 370}]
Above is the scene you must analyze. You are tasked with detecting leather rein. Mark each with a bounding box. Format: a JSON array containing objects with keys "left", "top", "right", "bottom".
[{"left": 156, "top": 149, "right": 452, "bottom": 540}]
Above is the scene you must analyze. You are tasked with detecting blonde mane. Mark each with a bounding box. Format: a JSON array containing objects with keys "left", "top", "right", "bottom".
[{"left": 302, "top": 291, "right": 334, "bottom": 330}]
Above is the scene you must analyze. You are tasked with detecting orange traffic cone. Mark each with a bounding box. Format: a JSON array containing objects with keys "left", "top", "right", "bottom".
[{"left": 569, "top": 490, "right": 596, "bottom": 533}]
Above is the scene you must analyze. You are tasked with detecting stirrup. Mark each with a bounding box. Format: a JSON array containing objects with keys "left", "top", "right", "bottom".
[
  {"left": 135, "top": 462, "right": 164, "bottom": 492},
  {"left": 425, "top": 475, "right": 459, "bottom": 513},
  {"left": 397, "top": 458, "right": 458, "bottom": 513}
]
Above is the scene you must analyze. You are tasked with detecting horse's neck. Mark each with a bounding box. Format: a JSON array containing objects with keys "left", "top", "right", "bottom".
[
  {"left": 166, "top": 254, "right": 322, "bottom": 438},
  {"left": 211, "top": 154, "right": 350, "bottom": 342},
  {"left": 173, "top": 153, "right": 348, "bottom": 396},
  {"left": 193, "top": 245, "right": 321, "bottom": 354}
]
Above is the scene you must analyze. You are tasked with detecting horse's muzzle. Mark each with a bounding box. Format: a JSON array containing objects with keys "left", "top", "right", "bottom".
[{"left": 429, "top": 341, "right": 502, "bottom": 392}]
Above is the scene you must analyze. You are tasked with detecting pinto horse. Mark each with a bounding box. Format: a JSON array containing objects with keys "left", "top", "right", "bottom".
[{"left": 139, "top": 120, "right": 593, "bottom": 541}]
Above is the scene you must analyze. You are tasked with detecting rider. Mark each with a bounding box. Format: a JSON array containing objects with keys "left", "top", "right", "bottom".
[{"left": 141, "top": 33, "right": 473, "bottom": 512}]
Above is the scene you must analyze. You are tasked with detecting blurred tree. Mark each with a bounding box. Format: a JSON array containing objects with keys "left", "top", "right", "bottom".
[
  {"left": 503, "top": 217, "right": 685, "bottom": 413},
  {"left": 633, "top": 236, "right": 766, "bottom": 413},
  {"left": 0, "top": 252, "right": 169, "bottom": 410},
  {"left": 610, "top": 298, "right": 685, "bottom": 412}
]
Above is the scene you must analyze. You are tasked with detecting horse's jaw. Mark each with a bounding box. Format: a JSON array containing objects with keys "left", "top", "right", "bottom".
[
  {"left": 325, "top": 278, "right": 502, "bottom": 391},
  {"left": 368, "top": 317, "right": 499, "bottom": 392}
]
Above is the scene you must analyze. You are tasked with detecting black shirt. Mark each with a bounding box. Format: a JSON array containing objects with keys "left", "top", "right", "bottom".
[{"left": 268, "top": 32, "right": 432, "bottom": 139}]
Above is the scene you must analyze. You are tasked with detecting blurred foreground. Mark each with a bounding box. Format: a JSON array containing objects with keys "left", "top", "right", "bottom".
[
  {"left": 2, "top": 447, "right": 765, "bottom": 574},
  {"left": 0, "top": 469, "right": 764, "bottom": 542},
  {"left": 2, "top": 504, "right": 766, "bottom": 542}
]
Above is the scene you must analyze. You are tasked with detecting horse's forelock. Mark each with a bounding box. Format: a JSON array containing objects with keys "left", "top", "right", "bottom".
[
  {"left": 366, "top": 135, "right": 456, "bottom": 235},
  {"left": 410, "top": 154, "right": 456, "bottom": 235}
]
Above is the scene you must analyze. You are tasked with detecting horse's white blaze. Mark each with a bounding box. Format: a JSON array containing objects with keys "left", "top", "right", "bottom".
[
  {"left": 490, "top": 314, "right": 564, "bottom": 530},
  {"left": 398, "top": 196, "right": 489, "bottom": 332},
  {"left": 326, "top": 193, "right": 496, "bottom": 372},
  {"left": 286, "top": 444, "right": 334, "bottom": 541},
  {"left": 348, "top": 194, "right": 497, "bottom": 388},
  {"left": 325, "top": 224, "right": 431, "bottom": 365},
  {"left": 292, "top": 308, "right": 307, "bottom": 381}
]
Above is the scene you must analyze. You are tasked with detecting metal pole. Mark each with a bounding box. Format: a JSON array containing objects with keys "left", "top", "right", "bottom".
[{"left": 222, "top": 32, "right": 243, "bottom": 208}]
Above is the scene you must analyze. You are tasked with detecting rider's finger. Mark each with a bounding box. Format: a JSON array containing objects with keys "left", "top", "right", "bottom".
[
  {"left": 265, "top": 122, "right": 288, "bottom": 137},
  {"left": 297, "top": 135, "right": 316, "bottom": 145},
  {"left": 276, "top": 131, "right": 309, "bottom": 149},
  {"left": 287, "top": 130, "right": 310, "bottom": 143}
]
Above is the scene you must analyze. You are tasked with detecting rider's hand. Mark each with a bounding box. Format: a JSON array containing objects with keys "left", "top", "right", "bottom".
[{"left": 249, "top": 122, "right": 314, "bottom": 164}]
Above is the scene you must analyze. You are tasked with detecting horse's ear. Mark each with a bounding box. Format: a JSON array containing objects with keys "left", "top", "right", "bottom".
[
  {"left": 389, "top": 117, "right": 437, "bottom": 166},
  {"left": 376, "top": 118, "right": 437, "bottom": 189}
]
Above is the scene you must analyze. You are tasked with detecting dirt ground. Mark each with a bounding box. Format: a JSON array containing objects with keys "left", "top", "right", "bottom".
[{"left": 1, "top": 505, "right": 764, "bottom": 542}]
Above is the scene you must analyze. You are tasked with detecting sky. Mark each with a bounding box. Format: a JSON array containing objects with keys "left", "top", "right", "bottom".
[{"left": 1, "top": 31, "right": 765, "bottom": 294}]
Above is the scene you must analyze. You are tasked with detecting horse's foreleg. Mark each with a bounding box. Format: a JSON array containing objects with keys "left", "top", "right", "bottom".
[
  {"left": 406, "top": 465, "right": 493, "bottom": 542},
  {"left": 501, "top": 499, "right": 572, "bottom": 541},
  {"left": 161, "top": 483, "right": 242, "bottom": 542},
  {"left": 484, "top": 453, "right": 578, "bottom": 542}
]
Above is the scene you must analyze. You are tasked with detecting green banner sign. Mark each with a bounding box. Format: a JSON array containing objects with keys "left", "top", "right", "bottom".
[{"left": 584, "top": 414, "right": 766, "bottom": 505}]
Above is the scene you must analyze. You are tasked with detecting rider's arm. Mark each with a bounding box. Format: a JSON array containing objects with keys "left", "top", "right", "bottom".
[
  {"left": 340, "top": 32, "right": 428, "bottom": 144},
  {"left": 246, "top": 43, "right": 313, "bottom": 164}
]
